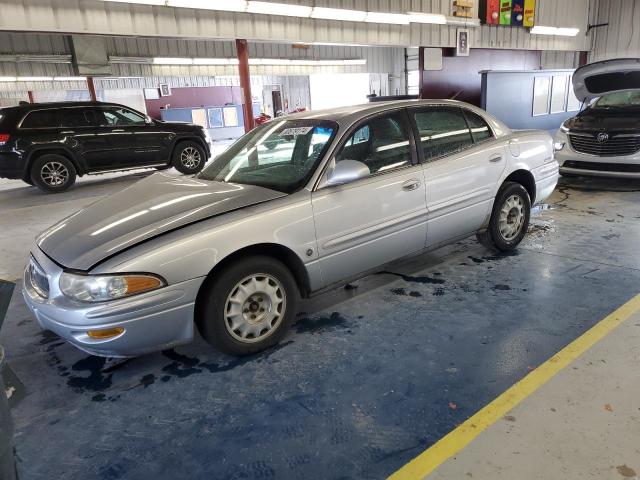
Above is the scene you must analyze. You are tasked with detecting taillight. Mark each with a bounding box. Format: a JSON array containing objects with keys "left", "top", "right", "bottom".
[{"left": 0, "top": 134, "right": 9, "bottom": 145}]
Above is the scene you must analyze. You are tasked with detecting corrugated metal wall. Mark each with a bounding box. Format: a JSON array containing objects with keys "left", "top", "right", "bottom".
[
  {"left": 590, "top": 0, "right": 640, "bottom": 61},
  {"left": 0, "top": 0, "right": 591, "bottom": 51}
]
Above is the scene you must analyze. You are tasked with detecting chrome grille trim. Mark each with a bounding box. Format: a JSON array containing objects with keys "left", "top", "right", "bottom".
[{"left": 568, "top": 134, "right": 640, "bottom": 157}]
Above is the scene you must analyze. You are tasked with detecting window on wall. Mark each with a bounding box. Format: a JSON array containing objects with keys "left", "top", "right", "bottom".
[
  {"left": 407, "top": 71, "right": 420, "bottom": 95},
  {"left": 336, "top": 113, "right": 412, "bottom": 174},
  {"left": 411, "top": 107, "right": 473, "bottom": 160}
]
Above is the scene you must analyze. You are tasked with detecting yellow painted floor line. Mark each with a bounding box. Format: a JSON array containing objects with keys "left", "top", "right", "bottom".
[{"left": 389, "top": 293, "right": 640, "bottom": 480}]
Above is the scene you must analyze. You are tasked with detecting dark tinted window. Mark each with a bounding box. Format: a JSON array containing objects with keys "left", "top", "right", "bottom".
[
  {"left": 585, "top": 71, "right": 640, "bottom": 95},
  {"left": 20, "top": 110, "right": 59, "bottom": 129},
  {"left": 336, "top": 113, "right": 412, "bottom": 174},
  {"left": 60, "top": 108, "right": 96, "bottom": 128},
  {"left": 464, "top": 110, "right": 494, "bottom": 143},
  {"left": 100, "top": 107, "right": 146, "bottom": 126},
  {"left": 412, "top": 107, "right": 473, "bottom": 161}
]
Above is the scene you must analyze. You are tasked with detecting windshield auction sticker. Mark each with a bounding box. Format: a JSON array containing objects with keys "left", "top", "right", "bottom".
[{"left": 280, "top": 127, "right": 314, "bottom": 136}]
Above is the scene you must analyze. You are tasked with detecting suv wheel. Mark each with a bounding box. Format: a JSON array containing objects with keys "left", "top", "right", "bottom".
[
  {"left": 477, "top": 182, "right": 531, "bottom": 252},
  {"left": 197, "top": 256, "right": 299, "bottom": 355},
  {"left": 31, "top": 154, "right": 77, "bottom": 193},
  {"left": 172, "top": 141, "right": 206, "bottom": 175}
]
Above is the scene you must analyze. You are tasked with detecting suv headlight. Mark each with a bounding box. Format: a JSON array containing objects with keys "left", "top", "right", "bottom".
[{"left": 59, "top": 272, "right": 165, "bottom": 303}]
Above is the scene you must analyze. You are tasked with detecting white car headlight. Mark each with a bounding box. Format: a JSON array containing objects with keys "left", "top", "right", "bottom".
[{"left": 59, "top": 272, "right": 165, "bottom": 303}]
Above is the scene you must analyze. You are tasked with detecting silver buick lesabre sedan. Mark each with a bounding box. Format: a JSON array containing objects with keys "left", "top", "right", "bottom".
[{"left": 23, "top": 100, "right": 559, "bottom": 357}]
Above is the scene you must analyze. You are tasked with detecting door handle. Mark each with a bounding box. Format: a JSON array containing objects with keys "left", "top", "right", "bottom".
[
  {"left": 111, "top": 129, "right": 126, "bottom": 132},
  {"left": 489, "top": 154, "right": 503, "bottom": 163},
  {"left": 402, "top": 179, "right": 421, "bottom": 191},
  {"left": 60, "top": 130, "right": 75, "bottom": 134}
]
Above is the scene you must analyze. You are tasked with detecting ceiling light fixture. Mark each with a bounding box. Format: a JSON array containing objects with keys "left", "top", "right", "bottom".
[
  {"left": 17, "top": 76, "right": 54, "bottom": 82},
  {"left": 407, "top": 12, "right": 447, "bottom": 24},
  {"left": 310, "top": 7, "right": 367, "bottom": 22},
  {"left": 365, "top": 12, "right": 410, "bottom": 25},
  {"left": 167, "top": 0, "right": 247, "bottom": 11},
  {"left": 530, "top": 25, "right": 580, "bottom": 36},
  {"left": 246, "top": 1, "right": 312, "bottom": 17},
  {"left": 149, "top": 57, "right": 366, "bottom": 66}
]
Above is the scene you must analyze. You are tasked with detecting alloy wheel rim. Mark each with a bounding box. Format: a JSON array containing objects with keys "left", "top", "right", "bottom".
[
  {"left": 41, "top": 162, "right": 69, "bottom": 187},
  {"left": 224, "top": 273, "right": 286, "bottom": 343},
  {"left": 180, "top": 147, "right": 201, "bottom": 169},
  {"left": 498, "top": 194, "right": 525, "bottom": 241}
]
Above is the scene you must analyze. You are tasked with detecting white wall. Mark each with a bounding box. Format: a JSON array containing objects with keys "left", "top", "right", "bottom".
[{"left": 309, "top": 73, "right": 371, "bottom": 110}]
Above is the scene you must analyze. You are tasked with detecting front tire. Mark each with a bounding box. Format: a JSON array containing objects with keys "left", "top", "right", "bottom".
[
  {"left": 172, "top": 141, "right": 206, "bottom": 175},
  {"left": 30, "top": 154, "right": 77, "bottom": 193},
  {"left": 198, "top": 256, "right": 299, "bottom": 355},
  {"left": 477, "top": 182, "right": 531, "bottom": 252}
]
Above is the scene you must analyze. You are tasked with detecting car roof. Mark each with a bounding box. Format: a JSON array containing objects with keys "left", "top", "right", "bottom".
[
  {"left": 284, "top": 99, "right": 477, "bottom": 123},
  {"left": 7, "top": 101, "right": 123, "bottom": 112}
]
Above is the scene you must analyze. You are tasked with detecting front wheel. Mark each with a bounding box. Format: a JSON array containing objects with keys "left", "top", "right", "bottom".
[
  {"left": 172, "top": 141, "right": 206, "bottom": 175},
  {"left": 477, "top": 182, "right": 531, "bottom": 252},
  {"left": 197, "top": 256, "right": 299, "bottom": 355},
  {"left": 30, "top": 154, "right": 77, "bottom": 193}
]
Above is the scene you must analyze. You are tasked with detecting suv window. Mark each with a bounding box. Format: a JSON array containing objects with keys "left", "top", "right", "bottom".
[
  {"left": 412, "top": 107, "right": 473, "bottom": 161},
  {"left": 336, "top": 113, "right": 412, "bottom": 174},
  {"left": 20, "top": 110, "right": 59, "bottom": 129},
  {"left": 100, "top": 107, "right": 146, "bottom": 126},
  {"left": 464, "top": 110, "right": 494, "bottom": 143},
  {"left": 60, "top": 108, "right": 96, "bottom": 128}
]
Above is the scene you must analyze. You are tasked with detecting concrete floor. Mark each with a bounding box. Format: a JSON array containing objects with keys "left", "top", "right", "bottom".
[{"left": 0, "top": 172, "right": 639, "bottom": 479}]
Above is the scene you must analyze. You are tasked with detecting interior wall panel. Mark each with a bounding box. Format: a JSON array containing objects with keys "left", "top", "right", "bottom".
[{"left": 590, "top": 0, "right": 640, "bottom": 61}]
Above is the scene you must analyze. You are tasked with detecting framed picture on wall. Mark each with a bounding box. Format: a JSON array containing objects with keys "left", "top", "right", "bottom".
[
  {"left": 550, "top": 75, "right": 569, "bottom": 114},
  {"left": 566, "top": 76, "right": 582, "bottom": 111},
  {"left": 456, "top": 29, "right": 470, "bottom": 57},
  {"left": 144, "top": 88, "right": 160, "bottom": 100},
  {"left": 223, "top": 106, "right": 239, "bottom": 127},
  {"left": 159, "top": 83, "right": 172, "bottom": 97},
  {"left": 208, "top": 108, "right": 224, "bottom": 128}
]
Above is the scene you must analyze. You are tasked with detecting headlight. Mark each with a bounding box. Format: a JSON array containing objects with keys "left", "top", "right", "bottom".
[{"left": 59, "top": 272, "right": 165, "bottom": 303}]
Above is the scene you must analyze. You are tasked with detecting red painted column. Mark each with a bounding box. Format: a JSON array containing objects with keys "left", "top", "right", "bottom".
[
  {"left": 236, "top": 39, "right": 255, "bottom": 132},
  {"left": 578, "top": 51, "right": 588, "bottom": 67},
  {"left": 86, "top": 76, "right": 97, "bottom": 102},
  {"left": 418, "top": 47, "right": 425, "bottom": 99},
  {"left": 27, "top": 91, "right": 35, "bottom": 103}
]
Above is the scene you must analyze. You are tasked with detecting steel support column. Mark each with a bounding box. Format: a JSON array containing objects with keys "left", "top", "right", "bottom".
[
  {"left": 86, "top": 76, "right": 97, "bottom": 102},
  {"left": 418, "top": 47, "right": 425, "bottom": 99},
  {"left": 27, "top": 91, "right": 34, "bottom": 104},
  {"left": 236, "top": 39, "right": 254, "bottom": 133}
]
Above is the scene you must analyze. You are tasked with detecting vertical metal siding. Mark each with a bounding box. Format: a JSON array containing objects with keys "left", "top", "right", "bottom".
[
  {"left": 0, "top": 0, "right": 591, "bottom": 51},
  {"left": 590, "top": 0, "right": 640, "bottom": 61}
]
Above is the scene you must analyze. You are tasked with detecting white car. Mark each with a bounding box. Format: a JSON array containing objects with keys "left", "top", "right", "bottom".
[
  {"left": 24, "top": 99, "right": 558, "bottom": 357},
  {"left": 555, "top": 58, "right": 640, "bottom": 178}
]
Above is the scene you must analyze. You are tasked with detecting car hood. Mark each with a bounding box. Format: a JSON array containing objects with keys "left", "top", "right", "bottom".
[
  {"left": 565, "top": 109, "right": 640, "bottom": 133},
  {"left": 37, "top": 173, "right": 286, "bottom": 270},
  {"left": 573, "top": 58, "right": 640, "bottom": 101}
]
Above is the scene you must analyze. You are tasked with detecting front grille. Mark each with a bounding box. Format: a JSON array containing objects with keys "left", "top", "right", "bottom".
[
  {"left": 563, "top": 160, "right": 640, "bottom": 173},
  {"left": 569, "top": 134, "right": 640, "bottom": 157},
  {"left": 27, "top": 257, "right": 49, "bottom": 298}
]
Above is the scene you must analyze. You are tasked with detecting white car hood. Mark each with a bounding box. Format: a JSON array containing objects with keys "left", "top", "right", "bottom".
[{"left": 573, "top": 58, "right": 640, "bottom": 101}]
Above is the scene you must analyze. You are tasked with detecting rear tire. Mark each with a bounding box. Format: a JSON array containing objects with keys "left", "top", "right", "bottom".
[
  {"left": 197, "top": 256, "right": 299, "bottom": 356},
  {"left": 476, "top": 182, "right": 531, "bottom": 252},
  {"left": 172, "top": 141, "right": 206, "bottom": 175},
  {"left": 30, "top": 154, "right": 76, "bottom": 193}
]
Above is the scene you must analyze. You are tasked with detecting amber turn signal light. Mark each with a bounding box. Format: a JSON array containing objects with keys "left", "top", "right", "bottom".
[{"left": 87, "top": 327, "right": 125, "bottom": 339}]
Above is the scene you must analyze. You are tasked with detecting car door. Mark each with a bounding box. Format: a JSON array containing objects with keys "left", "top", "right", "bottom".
[
  {"left": 409, "top": 106, "right": 507, "bottom": 247},
  {"left": 311, "top": 110, "right": 428, "bottom": 287},
  {"left": 58, "top": 107, "right": 113, "bottom": 172}
]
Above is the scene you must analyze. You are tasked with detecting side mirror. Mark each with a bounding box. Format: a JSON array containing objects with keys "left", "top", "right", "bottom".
[{"left": 326, "top": 160, "right": 370, "bottom": 186}]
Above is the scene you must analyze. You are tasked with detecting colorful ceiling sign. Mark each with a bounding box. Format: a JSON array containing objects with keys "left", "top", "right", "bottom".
[{"left": 499, "top": 0, "right": 512, "bottom": 25}]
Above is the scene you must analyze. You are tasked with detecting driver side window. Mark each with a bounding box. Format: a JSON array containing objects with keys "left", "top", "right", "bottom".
[{"left": 336, "top": 114, "right": 412, "bottom": 174}]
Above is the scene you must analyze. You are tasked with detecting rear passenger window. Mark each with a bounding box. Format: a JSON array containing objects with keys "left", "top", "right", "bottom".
[
  {"left": 412, "top": 107, "right": 473, "bottom": 161},
  {"left": 20, "top": 110, "right": 59, "bottom": 129},
  {"left": 464, "top": 110, "right": 494, "bottom": 143},
  {"left": 60, "top": 108, "right": 96, "bottom": 128},
  {"left": 336, "top": 114, "right": 412, "bottom": 174}
]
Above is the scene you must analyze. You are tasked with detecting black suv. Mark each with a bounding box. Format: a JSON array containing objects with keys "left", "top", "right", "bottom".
[{"left": 0, "top": 101, "right": 211, "bottom": 192}]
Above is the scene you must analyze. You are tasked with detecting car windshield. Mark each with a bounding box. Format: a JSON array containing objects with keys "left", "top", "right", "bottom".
[
  {"left": 593, "top": 91, "right": 640, "bottom": 108},
  {"left": 198, "top": 120, "right": 337, "bottom": 193}
]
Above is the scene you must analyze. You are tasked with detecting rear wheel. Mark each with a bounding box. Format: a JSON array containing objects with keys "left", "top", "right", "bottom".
[
  {"left": 172, "top": 141, "right": 206, "bottom": 175},
  {"left": 477, "top": 182, "right": 531, "bottom": 252},
  {"left": 198, "top": 256, "right": 299, "bottom": 355},
  {"left": 30, "top": 154, "right": 76, "bottom": 193}
]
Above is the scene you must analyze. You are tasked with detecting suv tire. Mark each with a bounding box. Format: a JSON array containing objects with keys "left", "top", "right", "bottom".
[
  {"left": 172, "top": 141, "right": 207, "bottom": 175},
  {"left": 477, "top": 182, "right": 531, "bottom": 252},
  {"left": 31, "top": 154, "right": 77, "bottom": 193},
  {"left": 197, "top": 256, "right": 299, "bottom": 355}
]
